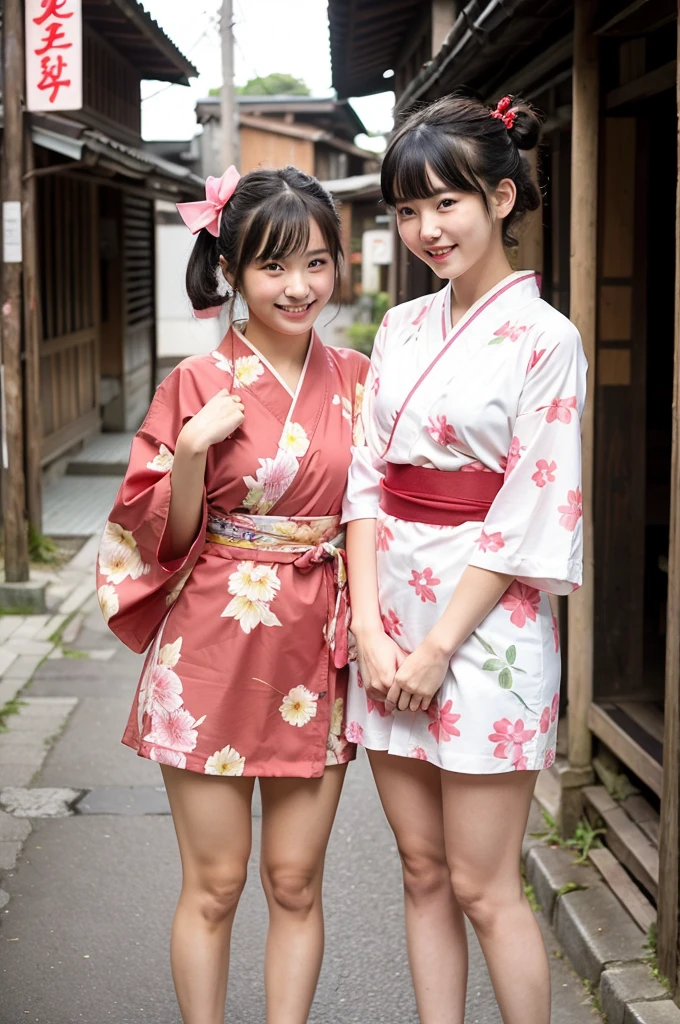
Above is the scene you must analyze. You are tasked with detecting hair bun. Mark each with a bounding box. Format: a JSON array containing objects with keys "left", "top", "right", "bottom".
[{"left": 506, "top": 98, "right": 542, "bottom": 151}]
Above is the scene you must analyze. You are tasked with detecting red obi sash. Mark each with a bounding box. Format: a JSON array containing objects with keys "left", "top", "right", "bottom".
[{"left": 380, "top": 464, "right": 504, "bottom": 527}]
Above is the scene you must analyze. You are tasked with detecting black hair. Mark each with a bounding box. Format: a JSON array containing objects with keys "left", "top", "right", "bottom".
[
  {"left": 381, "top": 92, "right": 543, "bottom": 247},
  {"left": 186, "top": 166, "right": 342, "bottom": 314}
]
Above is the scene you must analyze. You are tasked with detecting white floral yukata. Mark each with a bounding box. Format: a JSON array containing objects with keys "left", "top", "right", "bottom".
[{"left": 342, "top": 271, "right": 587, "bottom": 773}]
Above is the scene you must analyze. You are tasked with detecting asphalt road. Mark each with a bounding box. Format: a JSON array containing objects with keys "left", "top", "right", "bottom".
[{"left": 0, "top": 597, "right": 597, "bottom": 1024}]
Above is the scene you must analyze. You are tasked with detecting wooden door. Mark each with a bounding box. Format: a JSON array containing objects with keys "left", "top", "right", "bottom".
[{"left": 38, "top": 176, "right": 100, "bottom": 463}]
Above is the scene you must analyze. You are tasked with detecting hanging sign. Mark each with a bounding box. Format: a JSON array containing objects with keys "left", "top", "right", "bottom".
[
  {"left": 25, "top": 0, "right": 83, "bottom": 113},
  {"left": 3, "top": 203, "right": 23, "bottom": 263}
]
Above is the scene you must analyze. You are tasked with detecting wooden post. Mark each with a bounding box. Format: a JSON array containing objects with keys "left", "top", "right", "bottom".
[
  {"left": 657, "top": 6, "right": 680, "bottom": 993},
  {"left": 1, "top": 0, "right": 30, "bottom": 580},
  {"left": 220, "top": 0, "right": 238, "bottom": 170},
  {"left": 567, "top": 0, "right": 598, "bottom": 769},
  {"left": 23, "top": 120, "right": 43, "bottom": 533}
]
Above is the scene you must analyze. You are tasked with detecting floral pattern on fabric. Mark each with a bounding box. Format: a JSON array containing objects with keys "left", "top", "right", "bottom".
[{"left": 342, "top": 272, "right": 586, "bottom": 772}]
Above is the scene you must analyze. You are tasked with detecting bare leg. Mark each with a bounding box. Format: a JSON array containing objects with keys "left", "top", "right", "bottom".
[
  {"left": 442, "top": 770, "right": 549, "bottom": 1024},
  {"left": 161, "top": 765, "right": 255, "bottom": 1024},
  {"left": 368, "top": 750, "right": 468, "bottom": 1024},
  {"left": 259, "top": 764, "right": 347, "bottom": 1024}
]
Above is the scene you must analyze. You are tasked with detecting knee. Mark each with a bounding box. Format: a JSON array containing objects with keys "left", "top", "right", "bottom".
[
  {"left": 450, "top": 871, "right": 509, "bottom": 931},
  {"left": 262, "top": 865, "right": 318, "bottom": 915},
  {"left": 399, "top": 848, "right": 451, "bottom": 903},
  {"left": 193, "top": 867, "right": 248, "bottom": 928}
]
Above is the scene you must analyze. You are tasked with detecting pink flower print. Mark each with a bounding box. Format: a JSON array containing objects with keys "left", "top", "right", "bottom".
[
  {"left": 426, "top": 414, "right": 460, "bottom": 447},
  {"left": 493, "top": 321, "right": 528, "bottom": 343},
  {"left": 527, "top": 348, "right": 546, "bottom": 373},
  {"left": 149, "top": 746, "right": 186, "bottom": 769},
  {"left": 381, "top": 608, "right": 402, "bottom": 637},
  {"left": 504, "top": 436, "right": 524, "bottom": 476},
  {"left": 545, "top": 396, "right": 578, "bottom": 424},
  {"left": 544, "top": 748, "right": 556, "bottom": 769},
  {"left": 427, "top": 699, "right": 461, "bottom": 742},
  {"left": 539, "top": 707, "right": 551, "bottom": 734},
  {"left": 500, "top": 581, "right": 540, "bottom": 628},
  {"left": 144, "top": 665, "right": 184, "bottom": 715},
  {"left": 532, "top": 459, "right": 557, "bottom": 488},
  {"left": 372, "top": 375, "right": 380, "bottom": 396},
  {"left": 409, "top": 746, "right": 429, "bottom": 760},
  {"left": 367, "top": 696, "right": 392, "bottom": 717},
  {"left": 551, "top": 693, "right": 559, "bottom": 723},
  {"left": 477, "top": 529, "right": 505, "bottom": 553},
  {"left": 144, "top": 707, "right": 200, "bottom": 753},
  {"left": 488, "top": 718, "right": 537, "bottom": 763},
  {"left": 558, "top": 488, "right": 583, "bottom": 531},
  {"left": 461, "top": 460, "right": 493, "bottom": 473},
  {"left": 376, "top": 518, "right": 394, "bottom": 552},
  {"left": 345, "top": 720, "right": 364, "bottom": 743},
  {"left": 552, "top": 615, "right": 560, "bottom": 653},
  {"left": 412, "top": 304, "right": 428, "bottom": 327},
  {"left": 409, "top": 567, "right": 440, "bottom": 603},
  {"left": 515, "top": 756, "right": 529, "bottom": 770}
]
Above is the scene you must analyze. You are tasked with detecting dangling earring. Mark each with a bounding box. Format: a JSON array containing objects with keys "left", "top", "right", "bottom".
[{"left": 229, "top": 288, "right": 249, "bottom": 333}]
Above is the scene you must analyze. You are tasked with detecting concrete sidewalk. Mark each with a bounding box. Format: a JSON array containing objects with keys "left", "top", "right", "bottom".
[{"left": 0, "top": 541, "right": 599, "bottom": 1023}]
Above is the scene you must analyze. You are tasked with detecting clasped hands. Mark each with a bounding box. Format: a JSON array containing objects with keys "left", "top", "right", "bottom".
[{"left": 354, "top": 626, "right": 450, "bottom": 714}]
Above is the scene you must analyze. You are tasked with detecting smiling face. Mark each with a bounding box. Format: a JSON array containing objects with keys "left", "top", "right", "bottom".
[
  {"left": 222, "top": 219, "right": 337, "bottom": 341},
  {"left": 394, "top": 168, "right": 515, "bottom": 283}
]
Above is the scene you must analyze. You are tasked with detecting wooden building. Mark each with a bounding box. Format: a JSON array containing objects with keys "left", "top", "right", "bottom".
[
  {"left": 0, "top": 0, "right": 202, "bottom": 529},
  {"left": 330, "top": 0, "right": 680, "bottom": 996}
]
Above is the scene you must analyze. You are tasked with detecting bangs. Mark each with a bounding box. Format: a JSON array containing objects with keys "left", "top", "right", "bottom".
[
  {"left": 381, "top": 125, "right": 486, "bottom": 206},
  {"left": 238, "top": 192, "right": 340, "bottom": 267}
]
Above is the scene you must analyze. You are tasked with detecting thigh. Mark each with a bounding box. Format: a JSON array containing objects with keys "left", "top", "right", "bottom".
[
  {"left": 442, "top": 770, "right": 538, "bottom": 886},
  {"left": 367, "top": 749, "right": 446, "bottom": 861},
  {"left": 259, "top": 765, "right": 347, "bottom": 873},
  {"left": 161, "top": 765, "right": 255, "bottom": 880}
]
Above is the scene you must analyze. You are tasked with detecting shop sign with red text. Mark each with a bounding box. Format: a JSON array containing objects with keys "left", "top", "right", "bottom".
[{"left": 25, "top": 0, "right": 82, "bottom": 112}]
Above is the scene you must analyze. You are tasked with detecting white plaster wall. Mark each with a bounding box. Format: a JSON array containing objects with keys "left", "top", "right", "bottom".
[{"left": 155, "top": 211, "right": 223, "bottom": 360}]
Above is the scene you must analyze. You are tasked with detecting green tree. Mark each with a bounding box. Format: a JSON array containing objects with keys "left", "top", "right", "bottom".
[
  {"left": 209, "top": 74, "right": 311, "bottom": 97},
  {"left": 238, "top": 73, "right": 310, "bottom": 96}
]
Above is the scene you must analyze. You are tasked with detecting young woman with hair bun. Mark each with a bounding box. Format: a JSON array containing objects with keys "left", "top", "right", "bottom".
[
  {"left": 343, "top": 93, "right": 587, "bottom": 1023},
  {"left": 96, "top": 165, "right": 368, "bottom": 1024}
]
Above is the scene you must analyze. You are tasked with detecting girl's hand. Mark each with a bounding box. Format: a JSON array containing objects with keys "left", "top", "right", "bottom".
[
  {"left": 179, "top": 390, "right": 245, "bottom": 454},
  {"left": 385, "top": 637, "right": 450, "bottom": 714},
  {"left": 354, "top": 627, "right": 408, "bottom": 705}
]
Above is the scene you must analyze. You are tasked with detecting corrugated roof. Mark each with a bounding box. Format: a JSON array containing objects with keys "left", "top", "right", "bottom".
[{"left": 328, "top": 0, "right": 421, "bottom": 98}]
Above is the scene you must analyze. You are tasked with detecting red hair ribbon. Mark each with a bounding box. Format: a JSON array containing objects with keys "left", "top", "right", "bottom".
[{"left": 490, "top": 96, "right": 517, "bottom": 130}]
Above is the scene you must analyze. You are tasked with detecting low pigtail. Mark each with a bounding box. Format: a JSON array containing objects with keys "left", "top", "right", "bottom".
[{"left": 185, "top": 228, "right": 228, "bottom": 315}]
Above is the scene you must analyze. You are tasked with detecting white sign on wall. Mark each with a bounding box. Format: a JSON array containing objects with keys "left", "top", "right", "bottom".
[{"left": 25, "top": 0, "right": 83, "bottom": 113}]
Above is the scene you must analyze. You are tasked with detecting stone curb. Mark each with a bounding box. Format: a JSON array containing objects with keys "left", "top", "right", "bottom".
[{"left": 524, "top": 842, "right": 680, "bottom": 1023}]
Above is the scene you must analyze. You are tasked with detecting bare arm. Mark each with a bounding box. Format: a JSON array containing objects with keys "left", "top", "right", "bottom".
[
  {"left": 346, "top": 518, "right": 407, "bottom": 700},
  {"left": 387, "top": 565, "right": 514, "bottom": 713}
]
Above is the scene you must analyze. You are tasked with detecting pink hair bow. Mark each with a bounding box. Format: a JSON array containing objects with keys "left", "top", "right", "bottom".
[{"left": 176, "top": 165, "right": 241, "bottom": 237}]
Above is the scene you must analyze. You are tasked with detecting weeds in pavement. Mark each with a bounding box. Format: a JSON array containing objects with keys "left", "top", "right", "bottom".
[
  {"left": 555, "top": 881, "right": 587, "bottom": 898},
  {"left": 531, "top": 809, "right": 605, "bottom": 863},
  {"left": 582, "top": 978, "right": 605, "bottom": 1019},
  {"left": 62, "top": 648, "right": 89, "bottom": 660},
  {"left": 28, "top": 526, "right": 62, "bottom": 566},
  {"left": 0, "top": 698, "right": 27, "bottom": 733},
  {"left": 644, "top": 925, "right": 671, "bottom": 991}
]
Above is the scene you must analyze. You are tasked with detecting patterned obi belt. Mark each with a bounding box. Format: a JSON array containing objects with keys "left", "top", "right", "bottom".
[
  {"left": 380, "top": 464, "right": 504, "bottom": 527},
  {"left": 205, "top": 512, "right": 349, "bottom": 668}
]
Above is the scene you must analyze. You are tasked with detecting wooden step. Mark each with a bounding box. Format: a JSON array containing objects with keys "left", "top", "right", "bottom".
[
  {"left": 621, "top": 794, "right": 660, "bottom": 847},
  {"left": 583, "top": 786, "right": 659, "bottom": 899},
  {"left": 589, "top": 846, "right": 656, "bottom": 933}
]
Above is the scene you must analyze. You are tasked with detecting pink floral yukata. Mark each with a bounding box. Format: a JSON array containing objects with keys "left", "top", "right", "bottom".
[
  {"left": 342, "top": 271, "right": 587, "bottom": 773},
  {"left": 96, "top": 328, "right": 368, "bottom": 777}
]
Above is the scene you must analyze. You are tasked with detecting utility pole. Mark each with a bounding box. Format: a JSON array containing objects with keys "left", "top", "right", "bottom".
[
  {"left": 1, "top": 0, "right": 30, "bottom": 582},
  {"left": 220, "top": 0, "right": 239, "bottom": 170}
]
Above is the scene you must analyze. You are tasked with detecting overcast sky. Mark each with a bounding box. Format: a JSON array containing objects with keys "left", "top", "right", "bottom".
[{"left": 140, "top": 0, "right": 395, "bottom": 149}]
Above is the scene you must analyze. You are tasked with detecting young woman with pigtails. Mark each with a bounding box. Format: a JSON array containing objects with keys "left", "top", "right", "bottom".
[
  {"left": 96, "top": 166, "right": 368, "bottom": 1024},
  {"left": 344, "top": 94, "right": 587, "bottom": 1024}
]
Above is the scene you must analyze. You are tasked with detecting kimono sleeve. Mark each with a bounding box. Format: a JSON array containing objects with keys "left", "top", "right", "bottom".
[
  {"left": 95, "top": 366, "right": 208, "bottom": 653},
  {"left": 468, "top": 322, "right": 588, "bottom": 595},
  {"left": 342, "top": 318, "right": 388, "bottom": 522}
]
